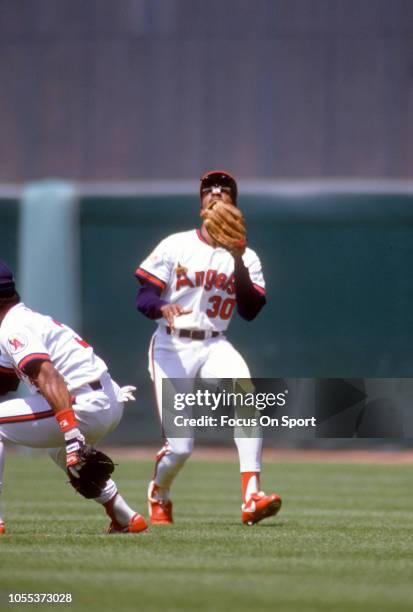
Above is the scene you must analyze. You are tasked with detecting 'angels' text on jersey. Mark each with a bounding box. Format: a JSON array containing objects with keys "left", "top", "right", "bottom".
[{"left": 136, "top": 230, "right": 266, "bottom": 332}]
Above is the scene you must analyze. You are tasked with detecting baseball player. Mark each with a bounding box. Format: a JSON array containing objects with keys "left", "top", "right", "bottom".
[
  {"left": 135, "top": 170, "right": 282, "bottom": 525},
  {"left": 0, "top": 261, "right": 147, "bottom": 535}
]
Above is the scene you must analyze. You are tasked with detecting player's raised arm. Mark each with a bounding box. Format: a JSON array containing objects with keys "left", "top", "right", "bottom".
[
  {"left": 199, "top": 174, "right": 267, "bottom": 322},
  {"left": 233, "top": 253, "right": 266, "bottom": 321}
]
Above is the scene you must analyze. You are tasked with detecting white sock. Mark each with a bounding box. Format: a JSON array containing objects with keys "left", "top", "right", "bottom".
[
  {"left": 234, "top": 437, "right": 262, "bottom": 472},
  {"left": 245, "top": 475, "right": 260, "bottom": 501},
  {"left": 154, "top": 452, "right": 189, "bottom": 489},
  {"left": 150, "top": 482, "right": 170, "bottom": 501},
  {"left": 93, "top": 478, "right": 118, "bottom": 504},
  {"left": 105, "top": 493, "right": 135, "bottom": 526}
]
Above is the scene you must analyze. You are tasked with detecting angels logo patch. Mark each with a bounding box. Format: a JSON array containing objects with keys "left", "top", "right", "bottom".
[
  {"left": 149, "top": 252, "right": 162, "bottom": 265},
  {"left": 7, "top": 333, "right": 28, "bottom": 354}
]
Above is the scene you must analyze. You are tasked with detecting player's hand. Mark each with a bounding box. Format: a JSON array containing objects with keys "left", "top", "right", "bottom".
[
  {"left": 160, "top": 304, "right": 192, "bottom": 331},
  {"left": 64, "top": 427, "right": 86, "bottom": 478},
  {"left": 118, "top": 385, "right": 137, "bottom": 403}
]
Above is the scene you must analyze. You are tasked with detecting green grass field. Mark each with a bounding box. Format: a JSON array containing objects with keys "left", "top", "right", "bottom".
[{"left": 0, "top": 453, "right": 412, "bottom": 612}]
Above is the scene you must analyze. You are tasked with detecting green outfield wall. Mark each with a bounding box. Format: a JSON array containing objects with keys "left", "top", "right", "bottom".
[
  {"left": 1, "top": 189, "right": 413, "bottom": 443},
  {"left": 0, "top": 198, "right": 18, "bottom": 272},
  {"left": 79, "top": 192, "right": 413, "bottom": 443}
]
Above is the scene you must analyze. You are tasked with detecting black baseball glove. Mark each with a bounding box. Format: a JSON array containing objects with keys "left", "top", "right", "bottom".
[{"left": 67, "top": 446, "right": 115, "bottom": 499}]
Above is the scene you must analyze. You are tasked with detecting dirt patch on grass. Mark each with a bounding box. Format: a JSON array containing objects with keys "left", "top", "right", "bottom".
[{"left": 104, "top": 446, "right": 413, "bottom": 464}]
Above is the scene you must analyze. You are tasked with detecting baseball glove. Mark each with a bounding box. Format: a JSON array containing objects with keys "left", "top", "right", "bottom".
[
  {"left": 67, "top": 446, "right": 115, "bottom": 499},
  {"left": 201, "top": 200, "right": 247, "bottom": 255}
]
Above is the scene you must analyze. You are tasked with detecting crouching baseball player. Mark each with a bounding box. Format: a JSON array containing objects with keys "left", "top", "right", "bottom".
[
  {"left": 135, "top": 170, "right": 282, "bottom": 526},
  {"left": 0, "top": 261, "right": 147, "bottom": 535}
]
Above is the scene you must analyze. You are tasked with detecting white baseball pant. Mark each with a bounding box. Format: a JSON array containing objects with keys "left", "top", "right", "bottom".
[
  {"left": 148, "top": 327, "right": 262, "bottom": 489},
  {"left": 0, "top": 372, "right": 124, "bottom": 516}
]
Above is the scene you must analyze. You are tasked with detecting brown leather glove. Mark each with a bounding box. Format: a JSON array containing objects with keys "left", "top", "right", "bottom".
[{"left": 201, "top": 200, "right": 247, "bottom": 256}]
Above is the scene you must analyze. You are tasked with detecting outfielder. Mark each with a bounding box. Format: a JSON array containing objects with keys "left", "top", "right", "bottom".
[
  {"left": 0, "top": 261, "right": 147, "bottom": 535},
  {"left": 135, "top": 170, "right": 282, "bottom": 525}
]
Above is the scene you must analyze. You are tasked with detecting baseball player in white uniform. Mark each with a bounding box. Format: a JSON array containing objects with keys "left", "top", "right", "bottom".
[
  {"left": 0, "top": 261, "right": 147, "bottom": 535},
  {"left": 135, "top": 170, "right": 282, "bottom": 525}
]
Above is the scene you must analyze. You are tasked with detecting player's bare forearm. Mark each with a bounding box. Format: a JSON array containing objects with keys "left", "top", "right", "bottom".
[
  {"left": 24, "top": 360, "right": 72, "bottom": 413},
  {"left": 25, "top": 361, "right": 87, "bottom": 474}
]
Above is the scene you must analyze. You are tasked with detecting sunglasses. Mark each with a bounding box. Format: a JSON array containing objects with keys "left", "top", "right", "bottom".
[
  {"left": 201, "top": 184, "right": 233, "bottom": 194},
  {"left": 200, "top": 174, "right": 237, "bottom": 198}
]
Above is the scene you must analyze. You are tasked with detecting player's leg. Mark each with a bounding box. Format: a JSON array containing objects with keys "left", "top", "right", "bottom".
[
  {"left": 0, "top": 394, "right": 61, "bottom": 534},
  {"left": 0, "top": 440, "right": 5, "bottom": 533},
  {"left": 199, "top": 338, "right": 263, "bottom": 497},
  {"left": 200, "top": 338, "right": 281, "bottom": 524},
  {"left": 0, "top": 392, "right": 145, "bottom": 534},
  {"left": 49, "top": 376, "right": 147, "bottom": 533},
  {"left": 147, "top": 331, "right": 199, "bottom": 523},
  {"left": 47, "top": 445, "right": 145, "bottom": 533}
]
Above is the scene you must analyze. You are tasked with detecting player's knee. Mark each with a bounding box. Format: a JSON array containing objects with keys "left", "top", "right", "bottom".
[
  {"left": 168, "top": 445, "right": 193, "bottom": 465},
  {"left": 163, "top": 452, "right": 188, "bottom": 476},
  {"left": 167, "top": 438, "right": 194, "bottom": 459}
]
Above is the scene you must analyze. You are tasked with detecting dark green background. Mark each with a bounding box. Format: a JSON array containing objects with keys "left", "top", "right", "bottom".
[
  {"left": 0, "top": 199, "right": 18, "bottom": 272},
  {"left": 2, "top": 193, "right": 413, "bottom": 443},
  {"left": 79, "top": 193, "right": 413, "bottom": 443}
]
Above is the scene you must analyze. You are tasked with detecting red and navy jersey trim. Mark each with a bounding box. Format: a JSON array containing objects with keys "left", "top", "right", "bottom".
[
  {"left": 0, "top": 409, "right": 55, "bottom": 425},
  {"left": 196, "top": 228, "right": 210, "bottom": 245},
  {"left": 18, "top": 353, "right": 50, "bottom": 371},
  {"left": 135, "top": 267, "right": 167, "bottom": 290},
  {"left": 253, "top": 284, "right": 266, "bottom": 296}
]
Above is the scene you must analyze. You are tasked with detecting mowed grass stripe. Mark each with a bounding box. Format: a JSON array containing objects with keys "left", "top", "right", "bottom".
[{"left": 0, "top": 455, "right": 412, "bottom": 611}]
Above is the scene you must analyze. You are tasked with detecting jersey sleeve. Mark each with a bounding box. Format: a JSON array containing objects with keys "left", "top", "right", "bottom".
[
  {"left": 135, "top": 237, "right": 174, "bottom": 290},
  {"left": 244, "top": 249, "right": 266, "bottom": 296},
  {"left": 3, "top": 327, "right": 50, "bottom": 372}
]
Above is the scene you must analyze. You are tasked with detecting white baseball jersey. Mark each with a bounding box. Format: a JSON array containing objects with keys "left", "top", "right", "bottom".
[
  {"left": 0, "top": 303, "right": 107, "bottom": 393},
  {"left": 136, "top": 229, "right": 265, "bottom": 332}
]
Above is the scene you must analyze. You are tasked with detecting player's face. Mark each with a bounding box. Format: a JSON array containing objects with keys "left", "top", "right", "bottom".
[{"left": 200, "top": 185, "right": 234, "bottom": 209}]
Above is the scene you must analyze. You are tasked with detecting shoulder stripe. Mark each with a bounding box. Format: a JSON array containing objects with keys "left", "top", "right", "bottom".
[
  {"left": 18, "top": 353, "right": 50, "bottom": 371},
  {"left": 0, "top": 365, "right": 14, "bottom": 374},
  {"left": 253, "top": 283, "right": 266, "bottom": 296},
  {"left": 135, "top": 267, "right": 167, "bottom": 290},
  {"left": 196, "top": 228, "right": 210, "bottom": 245}
]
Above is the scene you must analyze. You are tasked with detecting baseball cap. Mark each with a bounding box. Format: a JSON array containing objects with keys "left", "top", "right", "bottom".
[
  {"left": 200, "top": 170, "right": 238, "bottom": 202},
  {"left": 0, "top": 261, "right": 15, "bottom": 295}
]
